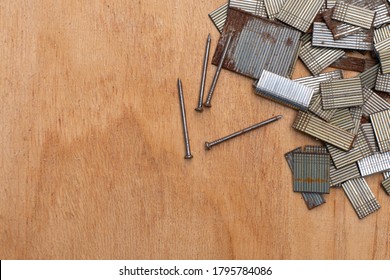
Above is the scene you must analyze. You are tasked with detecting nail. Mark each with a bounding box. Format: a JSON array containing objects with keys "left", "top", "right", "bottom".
[
  {"left": 195, "top": 34, "right": 211, "bottom": 112},
  {"left": 177, "top": 79, "right": 193, "bottom": 159},
  {"left": 205, "top": 115, "right": 283, "bottom": 150},
  {"left": 204, "top": 33, "right": 233, "bottom": 108}
]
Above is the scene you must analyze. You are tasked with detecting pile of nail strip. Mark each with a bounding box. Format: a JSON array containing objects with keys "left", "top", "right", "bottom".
[{"left": 178, "top": 0, "right": 390, "bottom": 219}]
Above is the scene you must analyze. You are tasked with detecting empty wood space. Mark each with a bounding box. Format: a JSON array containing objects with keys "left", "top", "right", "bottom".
[{"left": 0, "top": 0, "right": 389, "bottom": 259}]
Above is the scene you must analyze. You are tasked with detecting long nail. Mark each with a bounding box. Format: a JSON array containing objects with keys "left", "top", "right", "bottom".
[
  {"left": 195, "top": 34, "right": 211, "bottom": 112},
  {"left": 178, "top": 79, "right": 193, "bottom": 159}
]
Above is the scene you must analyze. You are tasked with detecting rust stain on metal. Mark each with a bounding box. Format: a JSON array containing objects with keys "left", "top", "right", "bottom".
[{"left": 211, "top": 8, "right": 301, "bottom": 79}]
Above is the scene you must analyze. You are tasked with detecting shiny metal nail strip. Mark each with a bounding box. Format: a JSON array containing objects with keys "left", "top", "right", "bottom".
[
  {"left": 373, "top": 2, "right": 390, "bottom": 27},
  {"left": 264, "top": 0, "right": 287, "bottom": 19},
  {"left": 208, "top": 3, "right": 229, "bottom": 33},
  {"left": 293, "top": 151, "right": 331, "bottom": 194},
  {"left": 361, "top": 123, "right": 380, "bottom": 152},
  {"left": 229, "top": 0, "right": 268, "bottom": 17},
  {"left": 284, "top": 147, "right": 326, "bottom": 210},
  {"left": 348, "top": 106, "right": 363, "bottom": 135},
  {"left": 299, "top": 34, "right": 345, "bottom": 75},
  {"left": 375, "top": 72, "right": 390, "bottom": 93},
  {"left": 330, "top": 162, "right": 361, "bottom": 186},
  {"left": 329, "top": 108, "right": 355, "bottom": 131},
  {"left": 358, "top": 151, "right": 390, "bottom": 176},
  {"left": 332, "top": 2, "right": 375, "bottom": 30},
  {"left": 321, "top": 77, "right": 364, "bottom": 110},
  {"left": 255, "top": 70, "right": 314, "bottom": 111},
  {"left": 357, "top": 64, "right": 379, "bottom": 89},
  {"left": 362, "top": 87, "right": 390, "bottom": 117},
  {"left": 326, "top": 127, "right": 373, "bottom": 169},
  {"left": 370, "top": 109, "right": 390, "bottom": 152},
  {"left": 374, "top": 24, "right": 390, "bottom": 44},
  {"left": 211, "top": 8, "right": 301, "bottom": 79},
  {"left": 276, "top": 0, "right": 325, "bottom": 32},
  {"left": 292, "top": 111, "right": 357, "bottom": 151},
  {"left": 342, "top": 178, "right": 380, "bottom": 219},
  {"left": 312, "top": 22, "right": 373, "bottom": 51}
]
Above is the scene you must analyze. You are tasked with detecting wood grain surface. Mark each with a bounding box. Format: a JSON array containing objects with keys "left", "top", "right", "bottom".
[{"left": 1, "top": 0, "right": 389, "bottom": 260}]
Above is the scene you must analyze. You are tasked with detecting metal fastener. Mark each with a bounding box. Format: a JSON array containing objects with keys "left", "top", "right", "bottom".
[
  {"left": 195, "top": 34, "right": 211, "bottom": 112},
  {"left": 205, "top": 115, "right": 282, "bottom": 149},
  {"left": 204, "top": 33, "right": 233, "bottom": 108},
  {"left": 177, "top": 79, "right": 193, "bottom": 159}
]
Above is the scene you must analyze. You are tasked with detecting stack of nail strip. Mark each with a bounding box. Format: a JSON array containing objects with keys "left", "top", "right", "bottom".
[{"left": 203, "top": 0, "right": 390, "bottom": 219}]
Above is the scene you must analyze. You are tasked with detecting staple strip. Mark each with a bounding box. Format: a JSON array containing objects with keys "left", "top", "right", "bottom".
[
  {"left": 358, "top": 151, "right": 390, "bottom": 176},
  {"left": 342, "top": 178, "right": 380, "bottom": 219},
  {"left": 276, "top": 0, "right": 325, "bottom": 32},
  {"left": 375, "top": 72, "right": 390, "bottom": 93},
  {"left": 370, "top": 109, "right": 390, "bottom": 152},
  {"left": 374, "top": 3, "right": 390, "bottom": 27},
  {"left": 209, "top": 3, "right": 229, "bottom": 33},
  {"left": 382, "top": 177, "right": 390, "bottom": 194},
  {"left": 378, "top": 49, "right": 390, "bottom": 74},
  {"left": 213, "top": 8, "right": 302, "bottom": 79},
  {"left": 294, "top": 70, "right": 343, "bottom": 95},
  {"left": 293, "top": 152, "right": 330, "bottom": 194},
  {"left": 284, "top": 147, "right": 326, "bottom": 209},
  {"left": 299, "top": 36, "right": 345, "bottom": 75},
  {"left": 255, "top": 70, "right": 314, "bottom": 111},
  {"left": 326, "top": 127, "right": 373, "bottom": 169},
  {"left": 348, "top": 106, "right": 363, "bottom": 135},
  {"left": 332, "top": 2, "right": 375, "bottom": 30},
  {"left": 361, "top": 123, "right": 380, "bottom": 152},
  {"left": 229, "top": 0, "right": 268, "bottom": 18},
  {"left": 362, "top": 86, "right": 390, "bottom": 117},
  {"left": 304, "top": 145, "right": 328, "bottom": 154},
  {"left": 264, "top": 0, "right": 287, "bottom": 19},
  {"left": 312, "top": 22, "right": 373, "bottom": 51},
  {"left": 308, "top": 95, "right": 337, "bottom": 121},
  {"left": 329, "top": 108, "right": 355, "bottom": 131},
  {"left": 326, "top": 0, "right": 337, "bottom": 8},
  {"left": 293, "top": 111, "right": 357, "bottom": 151},
  {"left": 374, "top": 36, "right": 390, "bottom": 52},
  {"left": 330, "top": 162, "right": 361, "bottom": 186},
  {"left": 321, "top": 77, "right": 364, "bottom": 110},
  {"left": 322, "top": 8, "right": 364, "bottom": 40},
  {"left": 358, "top": 64, "right": 379, "bottom": 89},
  {"left": 374, "top": 25, "right": 390, "bottom": 43},
  {"left": 384, "top": 171, "right": 390, "bottom": 179}
]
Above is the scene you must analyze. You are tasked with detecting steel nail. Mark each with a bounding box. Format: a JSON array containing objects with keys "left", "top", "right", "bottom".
[
  {"left": 195, "top": 34, "right": 211, "bottom": 112},
  {"left": 177, "top": 79, "right": 193, "bottom": 159},
  {"left": 205, "top": 115, "right": 283, "bottom": 150}
]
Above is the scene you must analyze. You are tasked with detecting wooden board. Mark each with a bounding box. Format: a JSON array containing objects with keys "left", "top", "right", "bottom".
[{"left": 0, "top": 0, "right": 389, "bottom": 259}]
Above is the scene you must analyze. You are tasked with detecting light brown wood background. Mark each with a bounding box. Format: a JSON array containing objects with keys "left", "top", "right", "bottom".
[{"left": 1, "top": 0, "right": 389, "bottom": 260}]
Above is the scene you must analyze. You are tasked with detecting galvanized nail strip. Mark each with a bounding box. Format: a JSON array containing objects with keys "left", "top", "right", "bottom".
[
  {"left": 358, "top": 151, "right": 390, "bottom": 176},
  {"left": 332, "top": 2, "right": 375, "bottom": 30},
  {"left": 312, "top": 22, "right": 373, "bottom": 51},
  {"left": 211, "top": 8, "right": 302, "bottom": 79},
  {"left": 326, "top": 127, "right": 373, "bottom": 169},
  {"left": 362, "top": 86, "right": 390, "bottom": 117},
  {"left": 293, "top": 152, "right": 331, "bottom": 194},
  {"left": 361, "top": 123, "right": 380, "bottom": 152},
  {"left": 375, "top": 72, "right": 390, "bottom": 93},
  {"left": 208, "top": 3, "right": 229, "bottom": 33},
  {"left": 342, "top": 178, "right": 380, "bottom": 219},
  {"left": 330, "top": 162, "right": 361, "bottom": 186},
  {"left": 373, "top": 3, "right": 390, "bottom": 27},
  {"left": 320, "top": 77, "right": 364, "bottom": 110},
  {"left": 284, "top": 147, "right": 326, "bottom": 209},
  {"left": 229, "top": 0, "right": 268, "bottom": 18},
  {"left": 293, "top": 111, "right": 357, "bottom": 151},
  {"left": 329, "top": 108, "right": 355, "bottom": 131},
  {"left": 348, "top": 106, "right": 363, "bottom": 135},
  {"left": 255, "top": 70, "right": 314, "bottom": 111},
  {"left": 276, "top": 0, "right": 325, "bottom": 32},
  {"left": 299, "top": 35, "right": 345, "bottom": 75},
  {"left": 374, "top": 24, "right": 390, "bottom": 44},
  {"left": 264, "top": 0, "right": 287, "bottom": 19},
  {"left": 370, "top": 109, "right": 390, "bottom": 153},
  {"left": 358, "top": 64, "right": 379, "bottom": 89}
]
